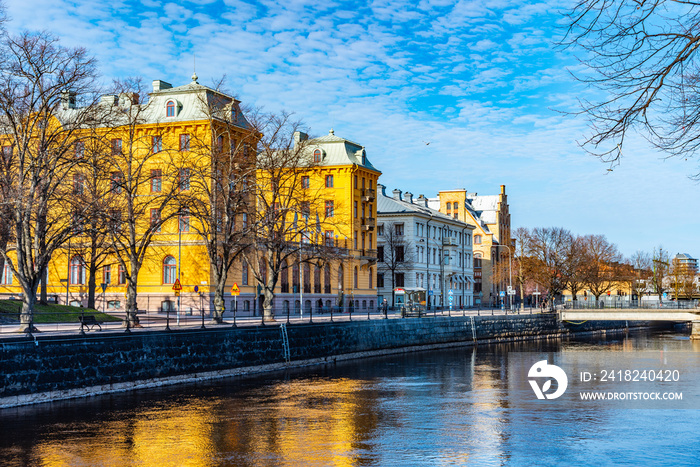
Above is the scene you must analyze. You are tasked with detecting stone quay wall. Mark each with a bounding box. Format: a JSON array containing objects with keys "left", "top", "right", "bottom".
[{"left": 0, "top": 314, "right": 639, "bottom": 408}]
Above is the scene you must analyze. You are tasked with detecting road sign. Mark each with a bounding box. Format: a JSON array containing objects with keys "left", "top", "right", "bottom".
[
  {"left": 174, "top": 290, "right": 180, "bottom": 297},
  {"left": 231, "top": 283, "right": 240, "bottom": 296},
  {"left": 172, "top": 279, "right": 182, "bottom": 291},
  {"left": 194, "top": 285, "right": 199, "bottom": 293},
  {"left": 508, "top": 290, "right": 516, "bottom": 295},
  {"left": 100, "top": 283, "right": 107, "bottom": 293},
  {"left": 448, "top": 289, "right": 454, "bottom": 296},
  {"left": 448, "top": 295, "right": 454, "bottom": 303},
  {"left": 499, "top": 291, "right": 505, "bottom": 297},
  {"left": 507, "top": 285, "right": 513, "bottom": 293},
  {"left": 429, "top": 290, "right": 434, "bottom": 296}
]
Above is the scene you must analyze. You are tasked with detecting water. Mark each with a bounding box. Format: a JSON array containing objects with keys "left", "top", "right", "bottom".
[{"left": 1, "top": 329, "right": 699, "bottom": 466}]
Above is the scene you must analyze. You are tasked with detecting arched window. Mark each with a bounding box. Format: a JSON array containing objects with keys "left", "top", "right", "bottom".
[
  {"left": 354, "top": 266, "right": 358, "bottom": 289},
  {"left": 166, "top": 101, "right": 175, "bottom": 117},
  {"left": 314, "top": 264, "right": 321, "bottom": 293},
  {"left": 369, "top": 267, "right": 373, "bottom": 289},
  {"left": 453, "top": 202, "right": 458, "bottom": 210},
  {"left": 338, "top": 265, "right": 344, "bottom": 291},
  {"left": 474, "top": 234, "right": 482, "bottom": 244},
  {"left": 163, "top": 256, "right": 177, "bottom": 284},
  {"left": 70, "top": 256, "right": 85, "bottom": 285},
  {"left": 281, "top": 261, "right": 289, "bottom": 293},
  {"left": 313, "top": 149, "right": 322, "bottom": 162},
  {"left": 324, "top": 263, "right": 331, "bottom": 293}
]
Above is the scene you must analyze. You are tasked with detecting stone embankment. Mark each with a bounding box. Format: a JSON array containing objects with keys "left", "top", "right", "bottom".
[{"left": 0, "top": 314, "right": 642, "bottom": 408}]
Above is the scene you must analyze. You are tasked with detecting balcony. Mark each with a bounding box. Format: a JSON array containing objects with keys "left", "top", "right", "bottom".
[
  {"left": 362, "top": 188, "right": 375, "bottom": 202},
  {"left": 442, "top": 237, "right": 457, "bottom": 246},
  {"left": 361, "top": 217, "right": 375, "bottom": 231}
]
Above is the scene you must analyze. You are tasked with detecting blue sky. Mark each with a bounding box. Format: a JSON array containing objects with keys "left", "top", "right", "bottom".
[{"left": 6, "top": 0, "right": 700, "bottom": 257}]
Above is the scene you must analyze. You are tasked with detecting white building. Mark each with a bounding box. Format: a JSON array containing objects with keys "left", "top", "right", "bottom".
[{"left": 376, "top": 185, "right": 476, "bottom": 309}]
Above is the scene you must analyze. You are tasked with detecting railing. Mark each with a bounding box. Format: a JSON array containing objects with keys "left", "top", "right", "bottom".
[
  {"left": 0, "top": 302, "right": 547, "bottom": 335},
  {"left": 361, "top": 217, "right": 375, "bottom": 231},
  {"left": 362, "top": 188, "right": 375, "bottom": 202},
  {"left": 563, "top": 299, "right": 700, "bottom": 310},
  {"left": 360, "top": 248, "right": 377, "bottom": 258}
]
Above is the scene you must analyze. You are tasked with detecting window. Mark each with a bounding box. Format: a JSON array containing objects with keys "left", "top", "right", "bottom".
[
  {"left": 281, "top": 261, "right": 289, "bottom": 293},
  {"left": 338, "top": 265, "right": 344, "bottom": 290},
  {"left": 118, "top": 264, "right": 126, "bottom": 284},
  {"left": 111, "top": 138, "right": 122, "bottom": 155},
  {"left": 216, "top": 135, "right": 224, "bottom": 153},
  {"left": 377, "top": 273, "right": 384, "bottom": 288},
  {"left": 103, "top": 265, "right": 111, "bottom": 285},
  {"left": 396, "top": 245, "right": 405, "bottom": 262},
  {"left": 324, "top": 263, "right": 331, "bottom": 293},
  {"left": 474, "top": 235, "right": 482, "bottom": 244},
  {"left": 303, "top": 263, "right": 311, "bottom": 293},
  {"left": 107, "top": 300, "right": 121, "bottom": 310},
  {"left": 150, "top": 208, "right": 161, "bottom": 232},
  {"left": 362, "top": 203, "right": 365, "bottom": 219},
  {"left": 152, "top": 135, "right": 162, "bottom": 153},
  {"left": 325, "top": 174, "right": 334, "bottom": 188},
  {"left": 111, "top": 172, "right": 122, "bottom": 194},
  {"left": 474, "top": 253, "right": 482, "bottom": 268},
  {"left": 75, "top": 141, "right": 85, "bottom": 159},
  {"left": 179, "top": 208, "right": 190, "bottom": 232},
  {"left": 354, "top": 201, "right": 358, "bottom": 218},
  {"left": 166, "top": 101, "right": 176, "bottom": 117},
  {"left": 354, "top": 266, "right": 358, "bottom": 289},
  {"left": 1, "top": 263, "right": 12, "bottom": 285},
  {"left": 325, "top": 200, "right": 334, "bottom": 217},
  {"left": 453, "top": 202, "right": 459, "bottom": 210},
  {"left": 314, "top": 265, "right": 321, "bottom": 293},
  {"left": 179, "top": 168, "right": 190, "bottom": 190},
  {"left": 369, "top": 233, "right": 372, "bottom": 248},
  {"left": 73, "top": 174, "right": 85, "bottom": 195},
  {"left": 313, "top": 149, "right": 322, "bottom": 162},
  {"left": 70, "top": 256, "right": 85, "bottom": 285},
  {"left": 446, "top": 203, "right": 451, "bottom": 213},
  {"left": 151, "top": 170, "right": 162, "bottom": 192},
  {"left": 377, "top": 224, "right": 384, "bottom": 236},
  {"left": 163, "top": 256, "right": 177, "bottom": 284},
  {"left": 377, "top": 246, "right": 384, "bottom": 262},
  {"left": 395, "top": 223, "right": 404, "bottom": 236},
  {"left": 369, "top": 267, "right": 373, "bottom": 289},
  {"left": 395, "top": 272, "right": 405, "bottom": 287},
  {"left": 324, "top": 230, "right": 334, "bottom": 246},
  {"left": 301, "top": 176, "right": 310, "bottom": 189},
  {"left": 354, "top": 175, "right": 358, "bottom": 189},
  {"left": 72, "top": 211, "right": 83, "bottom": 235},
  {"left": 179, "top": 134, "right": 190, "bottom": 151},
  {"left": 242, "top": 259, "right": 249, "bottom": 285},
  {"left": 2, "top": 145, "right": 12, "bottom": 160}
]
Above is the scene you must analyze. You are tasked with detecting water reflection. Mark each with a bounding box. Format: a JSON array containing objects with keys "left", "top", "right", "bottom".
[{"left": 1, "top": 330, "right": 698, "bottom": 466}]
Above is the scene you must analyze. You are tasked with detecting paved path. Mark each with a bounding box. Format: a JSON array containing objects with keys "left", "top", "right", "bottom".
[{"left": 0, "top": 307, "right": 544, "bottom": 337}]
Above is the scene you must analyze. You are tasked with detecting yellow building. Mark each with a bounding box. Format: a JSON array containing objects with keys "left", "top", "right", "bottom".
[
  {"left": 429, "top": 186, "right": 512, "bottom": 305},
  {"left": 0, "top": 77, "right": 381, "bottom": 317}
]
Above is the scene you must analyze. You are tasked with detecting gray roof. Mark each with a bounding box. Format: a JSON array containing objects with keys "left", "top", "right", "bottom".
[
  {"left": 378, "top": 185, "right": 474, "bottom": 228},
  {"left": 303, "top": 129, "right": 380, "bottom": 172}
]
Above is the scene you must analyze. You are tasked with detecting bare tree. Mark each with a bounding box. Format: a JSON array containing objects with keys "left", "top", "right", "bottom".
[
  {"left": 102, "top": 79, "right": 182, "bottom": 328},
  {"left": 564, "top": 1, "right": 700, "bottom": 167},
  {"left": 0, "top": 31, "right": 98, "bottom": 331},
  {"left": 241, "top": 111, "right": 345, "bottom": 322},
  {"left": 186, "top": 86, "right": 256, "bottom": 323},
  {"left": 377, "top": 222, "right": 415, "bottom": 307},
  {"left": 628, "top": 250, "right": 652, "bottom": 304},
  {"left": 651, "top": 246, "right": 670, "bottom": 301},
  {"left": 562, "top": 234, "right": 589, "bottom": 302},
  {"left": 526, "top": 227, "right": 573, "bottom": 308},
  {"left": 581, "top": 234, "right": 622, "bottom": 302}
]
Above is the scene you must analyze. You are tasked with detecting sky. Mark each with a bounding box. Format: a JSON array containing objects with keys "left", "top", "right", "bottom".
[{"left": 5, "top": 0, "right": 700, "bottom": 257}]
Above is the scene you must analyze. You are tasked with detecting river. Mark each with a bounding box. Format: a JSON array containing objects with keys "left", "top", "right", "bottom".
[{"left": 1, "top": 328, "right": 698, "bottom": 466}]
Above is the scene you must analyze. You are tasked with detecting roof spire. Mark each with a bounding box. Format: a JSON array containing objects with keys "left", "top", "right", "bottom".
[
  {"left": 192, "top": 54, "right": 198, "bottom": 83},
  {"left": 329, "top": 128, "right": 334, "bottom": 135}
]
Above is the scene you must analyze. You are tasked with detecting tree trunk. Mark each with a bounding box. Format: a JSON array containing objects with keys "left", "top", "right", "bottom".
[
  {"left": 125, "top": 277, "right": 139, "bottom": 328},
  {"left": 87, "top": 263, "right": 97, "bottom": 310},
  {"left": 212, "top": 270, "right": 227, "bottom": 324},
  {"left": 18, "top": 283, "right": 39, "bottom": 333},
  {"left": 263, "top": 270, "right": 279, "bottom": 322}
]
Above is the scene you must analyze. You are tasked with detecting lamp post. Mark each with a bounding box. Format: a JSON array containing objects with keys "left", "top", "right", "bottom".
[{"left": 497, "top": 244, "right": 513, "bottom": 312}]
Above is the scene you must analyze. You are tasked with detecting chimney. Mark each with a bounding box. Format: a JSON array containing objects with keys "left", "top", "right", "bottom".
[
  {"left": 403, "top": 192, "right": 413, "bottom": 204},
  {"left": 152, "top": 80, "right": 172, "bottom": 92},
  {"left": 392, "top": 189, "right": 402, "bottom": 201},
  {"left": 61, "top": 90, "right": 77, "bottom": 110},
  {"left": 100, "top": 94, "right": 117, "bottom": 106},
  {"left": 500, "top": 184, "right": 505, "bottom": 194},
  {"left": 416, "top": 194, "right": 428, "bottom": 207},
  {"left": 377, "top": 183, "right": 387, "bottom": 197},
  {"left": 294, "top": 131, "right": 308, "bottom": 147}
]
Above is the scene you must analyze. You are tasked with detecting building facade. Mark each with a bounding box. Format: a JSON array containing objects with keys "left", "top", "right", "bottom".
[
  {"left": 376, "top": 185, "right": 475, "bottom": 309},
  {"left": 0, "top": 78, "right": 381, "bottom": 317},
  {"left": 428, "top": 186, "right": 511, "bottom": 306}
]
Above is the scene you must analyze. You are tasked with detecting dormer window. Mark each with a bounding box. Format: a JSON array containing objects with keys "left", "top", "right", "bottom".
[
  {"left": 166, "top": 101, "right": 175, "bottom": 117},
  {"left": 362, "top": 150, "right": 367, "bottom": 165},
  {"left": 313, "top": 149, "right": 322, "bottom": 163}
]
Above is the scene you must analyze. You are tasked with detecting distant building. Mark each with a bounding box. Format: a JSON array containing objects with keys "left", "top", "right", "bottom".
[
  {"left": 673, "top": 253, "right": 698, "bottom": 274},
  {"left": 428, "top": 186, "right": 511, "bottom": 306},
  {"left": 376, "top": 185, "right": 475, "bottom": 308}
]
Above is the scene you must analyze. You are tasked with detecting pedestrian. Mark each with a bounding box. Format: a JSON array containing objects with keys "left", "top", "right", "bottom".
[{"left": 382, "top": 298, "right": 388, "bottom": 317}]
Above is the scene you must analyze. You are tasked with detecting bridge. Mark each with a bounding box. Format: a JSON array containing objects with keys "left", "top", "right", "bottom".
[{"left": 559, "top": 309, "right": 700, "bottom": 339}]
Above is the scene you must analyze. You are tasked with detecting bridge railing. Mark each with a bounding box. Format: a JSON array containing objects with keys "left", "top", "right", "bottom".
[{"left": 563, "top": 299, "right": 700, "bottom": 310}]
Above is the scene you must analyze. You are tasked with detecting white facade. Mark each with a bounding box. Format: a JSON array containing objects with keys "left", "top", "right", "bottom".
[{"left": 376, "top": 185, "right": 476, "bottom": 309}]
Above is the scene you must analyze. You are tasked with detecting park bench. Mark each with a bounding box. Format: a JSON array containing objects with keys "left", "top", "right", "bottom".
[{"left": 79, "top": 314, "right": 102, "bottom": 331}]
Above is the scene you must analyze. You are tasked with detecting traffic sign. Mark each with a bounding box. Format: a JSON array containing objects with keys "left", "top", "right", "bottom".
[
  {"left": 508, "top": 290, "right": 516, "bottom": 295},
  {"left": 174, "top": 290, "right": 180, "bottom": 297},
  {"left": 172, "top": 279, "right": 182, "bottom": 291},
  {"left": 231, "top": 283, "right": 240, "bottom": 296},
  {"left": 448, "top": 289, "right": 454, "bottom": 296},
  {"left": 499, "top": 291, "right": 505, "bottom": 297},
  {"left": 100, "top": 283, "right": 107, "bottom": 293},
  {"left": 507, "top": 285, "right": 513, "bottom": 293},
  {"left": 194, "top": 285, "right": 199, "bottom": 293}
]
